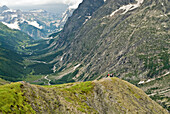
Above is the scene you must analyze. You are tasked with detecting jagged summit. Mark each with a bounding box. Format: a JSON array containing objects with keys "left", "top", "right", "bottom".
[{"left": 0, "top": 5, "right": 9, "bottom": 13}]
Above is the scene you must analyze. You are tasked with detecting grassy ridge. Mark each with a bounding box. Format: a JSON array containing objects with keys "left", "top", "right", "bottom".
[
  {"left": 0, "top": 83, "right": 35, "bottom": 113},
  {"left": 0, "top": 78, "right": 9, "bottom": 85},
  {"left": 0, "top": 78, "right": 168, "bottom": 113}
]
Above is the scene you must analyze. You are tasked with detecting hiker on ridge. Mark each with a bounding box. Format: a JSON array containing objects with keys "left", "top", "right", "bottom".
[{"left": 110, "top": 73, "right": 113, "bottom": 77}]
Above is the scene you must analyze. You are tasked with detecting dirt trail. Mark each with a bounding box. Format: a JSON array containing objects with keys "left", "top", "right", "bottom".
[{"left": 44, "top": 75, "right": 51, "bottom": 85}]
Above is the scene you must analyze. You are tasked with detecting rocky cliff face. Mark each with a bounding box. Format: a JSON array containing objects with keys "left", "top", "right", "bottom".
[
  {"left": 47, "top": 0, "right": 170, "bottom": 84},
  {"left": 56, "top": 0, "right": 105, "bottom": 47},
  {"left": 0, "top": 77, "right": 168, "bottom": 113}
]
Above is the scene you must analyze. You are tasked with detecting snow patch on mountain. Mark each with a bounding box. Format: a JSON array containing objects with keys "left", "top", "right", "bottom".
[
  {"left": 26, "top": 20, "right": 43, "bottom": 29},
  {"left": 2, "top": 21, "right": 20, "bottom": 30},
  {"left": 86, "top": 16, "right": 91, "bottom": 19},
  {"left": 83, "top": 19, "right": 89, "bottom": 25},
  {"left": 0, "top": 16, "right": 4, "bottom": 20},
  {"left": 138, "top": 80, "right": 145, "bottom": 84},
  {"left": 110, "top": 0, "right": 144, "bottom": 16},
  {"left": 11, "top": 14, "right": 18, "bottom": 19},
  {"left": 2, "top": 9, "right": 16, "bottom": 13}
]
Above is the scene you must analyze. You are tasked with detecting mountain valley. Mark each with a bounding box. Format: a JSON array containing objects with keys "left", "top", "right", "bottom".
[{"left": 0, "top": 0, "right": 169, "bottom": 113}]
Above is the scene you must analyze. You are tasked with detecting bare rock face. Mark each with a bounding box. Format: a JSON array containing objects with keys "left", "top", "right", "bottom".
[
  {"left": 57, "top": 0, "right": 105, "bottom": 47},
  {"left": 47, "top": 0, "right": 170, "bottom": 85},
  {"left": 0, "top": 78, "right": 168, "bottom": 113}
]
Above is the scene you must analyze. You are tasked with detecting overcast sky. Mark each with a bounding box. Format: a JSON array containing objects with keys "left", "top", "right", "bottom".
[{"left": 0, "top": 0, "right": 83, "bottom": 6}]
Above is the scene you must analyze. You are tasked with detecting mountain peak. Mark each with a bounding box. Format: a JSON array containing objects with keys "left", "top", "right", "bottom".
[
  {"left": 1, "top": 5, "right": 8, "bottom": 8},
  {"left": 0, "top": 5, "right": 9, "bottom": 13}
]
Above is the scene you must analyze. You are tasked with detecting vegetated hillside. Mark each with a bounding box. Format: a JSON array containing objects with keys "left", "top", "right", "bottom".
[
  {"left": 0, "top": 22, "right": 33, "bottom": 53},
  {"left": 43, "top": 0, "right": 170, "bottom": 84},
  {"left": 0, "top": 47, "right": 26, "bottom": 81},
  {"left": 0, "top": 78, "right": 9, "bottom": 85},
  {"left": 0, "top": 22, "right": 35, "bottom": 82},
  {"left": 139, "top": 73, "right": 170, "bottom": 111},
  {"left": 0, "top": 77, "right": 168, "bottom": 113}
]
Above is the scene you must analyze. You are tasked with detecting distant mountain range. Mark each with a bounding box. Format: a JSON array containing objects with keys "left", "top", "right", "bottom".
[
  {"left": 0, "top": 5, "right": 76, "bottom": 39},
  {"left": 0, "top": 5, "right": 9, "bottom": 13},
  {"left": 0, "top": 4, "right": 76, "bottom": 81}
]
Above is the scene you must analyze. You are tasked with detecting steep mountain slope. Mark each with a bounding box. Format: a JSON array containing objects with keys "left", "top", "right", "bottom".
[
  {"left": 0, "top": 77, "right": 168, "bottom": 113},
  {"left": 23, "top": 0, "right": 108, "bottom": 83},
  {"left": 0, "top": 22, "right": 33, "bottom": 53},
  {"left": 58, "top": 8, "right": 75, "bottom": 30},
  {"left": 56, "top": 0, "right": 105, "bottom": 47},
  {"left": 0, "top": 5, "right": 9, "bottom": 13},
  {"left": 139, "top": 73, "right": 170, "bottom": 111},
  {"left": 0, "top": 47, "right": 26, "bottom": 81},
  {"left": 45, "top": 0, "right": 170, "bottom": 84},
  {"left": 0, "top": 23, "right": 34, "bottom": 81}
]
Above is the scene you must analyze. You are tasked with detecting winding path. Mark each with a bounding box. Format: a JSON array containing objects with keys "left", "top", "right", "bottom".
[{"left": 44, "top": 75, "right": 51, "bottom": 85}]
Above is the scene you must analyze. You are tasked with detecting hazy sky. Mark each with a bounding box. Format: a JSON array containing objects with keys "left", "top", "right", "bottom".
[{"left": 0, "top": 0, "right": 82, "bottom": 6}]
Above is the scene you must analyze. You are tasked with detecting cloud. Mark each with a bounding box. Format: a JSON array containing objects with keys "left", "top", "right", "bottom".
[
  {"left": 63, "top": 0, "right": 82, "bottom": 5},
  {"left": 0, "top": 0, "right": 83, "bottom": 6},
  {"left": 64, "top": 0, "right": 83, "bottom": 9}
]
